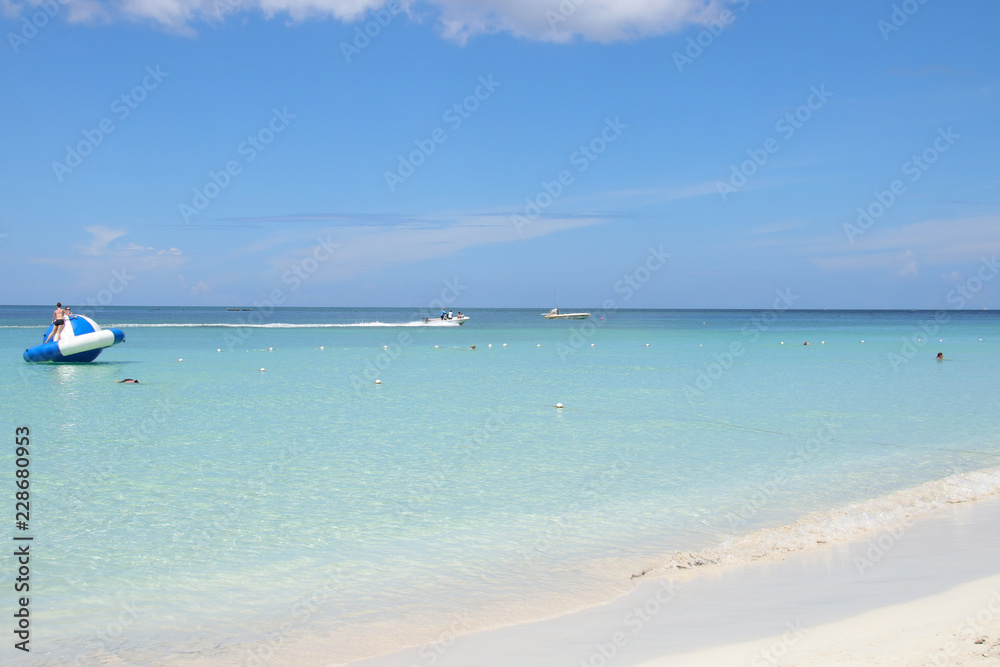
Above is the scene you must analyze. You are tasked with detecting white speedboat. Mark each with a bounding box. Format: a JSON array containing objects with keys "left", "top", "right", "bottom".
[
  {"left": 420, "top": 316, "right": 469, "bottom": 326},
  {"left": 543, "top": 308, "right": 590, "bottom": 320}
]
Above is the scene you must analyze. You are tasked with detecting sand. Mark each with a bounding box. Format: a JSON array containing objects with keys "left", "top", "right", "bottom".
[{"left": 351, "top": 496, "right": 1000, "bottom": 666}]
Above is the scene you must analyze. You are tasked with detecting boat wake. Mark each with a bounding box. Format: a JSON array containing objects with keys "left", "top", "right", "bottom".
[{"left": 89, "top": 321, "right": 465, "bottom": 328}]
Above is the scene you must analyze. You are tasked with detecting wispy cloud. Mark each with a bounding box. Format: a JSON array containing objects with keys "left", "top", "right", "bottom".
[
  {"left": 597, "top": 181, "right": 720, "bottom": 205},
  {"left": 747, "top": 219, "right": 808, "bottom": 235},
  {"left": 78, "top": 225, "right": 127, "bottom": 256},
  {"left": 808, "top": 216, "right": 1000, "bottom": 275},
  {"left": 6, "top": 0, "right": 735, "bottom": 42},
  {"left": 208, "top": 211, "right": 607, "bottom": 287}
]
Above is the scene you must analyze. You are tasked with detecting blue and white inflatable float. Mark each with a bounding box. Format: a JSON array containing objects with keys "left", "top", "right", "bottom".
[{"left": 23, "top": 314, "right": 125, "bottom": 363}]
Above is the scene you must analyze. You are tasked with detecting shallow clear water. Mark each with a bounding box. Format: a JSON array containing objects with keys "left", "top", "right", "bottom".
[{"left": 1, "top": 306, "right": 998, "bottom": 664}]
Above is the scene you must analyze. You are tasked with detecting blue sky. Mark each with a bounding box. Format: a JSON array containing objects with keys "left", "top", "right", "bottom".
[{"left": 1, "top": 0, "right": 998, "bottom": 308}]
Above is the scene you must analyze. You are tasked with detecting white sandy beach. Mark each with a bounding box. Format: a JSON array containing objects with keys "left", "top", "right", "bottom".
[{"left": 352, "top": 475, "right": 1000, "bottom": 667}]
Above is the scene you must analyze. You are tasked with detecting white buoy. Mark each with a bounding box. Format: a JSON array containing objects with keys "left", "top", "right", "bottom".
[
  {"left": 555, "top": 403, "right": 563, "bottom": 408},
  {"left": 178, "top": 358, "right": 183, "bottom": 362},
  {"left": 268, "top": 347, "right": 274, "bottom": 351},
  {"left": 383, "top": 345, "right": 388, "bottom": 349},
  {"left": 259, "top": 368, "right": 265, "bottom": 372},
  {"left": 375, "top": 379, "right": 382, "bottom": 384},
  {"left": 320, "top": 346, "right": 324, "bottom": 350},
  {"left": 488, "top": 344, "right": 492, "bottom": 348},
  {"left": 435, "top": 345, "right": 439, "bottom": 348},
  {"left": 503, "top": 343, "right": 507, "bottom": 347},
  {"left": 537, "top": 344, "right": 542, "bottom": 347},
  {"left": 645, "top": 343, "right": 649, "bottom": 347},
  {"left": 217, "top": 348, "right": 221, "bottom": 352}
]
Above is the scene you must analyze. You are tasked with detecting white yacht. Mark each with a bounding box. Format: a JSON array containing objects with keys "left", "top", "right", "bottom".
[{"left": 543, "top": 308, "right": 590, "bottom": 320}]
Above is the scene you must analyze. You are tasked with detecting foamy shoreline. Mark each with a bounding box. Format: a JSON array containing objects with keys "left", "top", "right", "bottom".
[{"left": 350, "top": 466, "right": 1000, "bottom": 667}]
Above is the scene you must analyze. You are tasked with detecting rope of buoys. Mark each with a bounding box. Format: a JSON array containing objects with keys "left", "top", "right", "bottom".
[{"left": 532, "top": 405, "right": 1000, "bottom": 459}]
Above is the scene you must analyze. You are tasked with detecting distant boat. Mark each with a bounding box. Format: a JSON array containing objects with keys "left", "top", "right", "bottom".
[
  {"left": 543, "top": 308, "right": 590, "bottom": 320},
  {"left": 543, "top": 292, "right": 589, "bottom": 319}
]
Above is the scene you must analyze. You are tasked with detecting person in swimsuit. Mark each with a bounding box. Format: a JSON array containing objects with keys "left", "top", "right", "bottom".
[
  {"left": 116, "top": 379, "right": 139, "bottom": 384},
  {"left": 44, "top": 302, "right": 69, "bottom": 343}
]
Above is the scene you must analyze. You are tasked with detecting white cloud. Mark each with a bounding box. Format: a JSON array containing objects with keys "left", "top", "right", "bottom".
[
  {"left": 15, "top": 0, "right": 730, "bottom": 42},
  {"left": 79, "top": 225, "right": 127, "bottom": 256},
  {"left": 426, "top": 0, "right": 724, "bottom": 44}
]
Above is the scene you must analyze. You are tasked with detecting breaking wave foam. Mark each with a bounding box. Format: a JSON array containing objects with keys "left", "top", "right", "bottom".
[{"left": 635, "top": 465, "right": 1000, "bottom": 579}]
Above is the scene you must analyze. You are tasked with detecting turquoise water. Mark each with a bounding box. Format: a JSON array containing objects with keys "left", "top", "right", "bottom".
[{"left": 1, "top": 306, "right": 998, "bottom": 664}]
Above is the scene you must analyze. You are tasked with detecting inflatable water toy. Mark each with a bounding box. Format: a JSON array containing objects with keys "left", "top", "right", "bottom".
[{"left": 23, "top": 314, "right": 125, "bottom": 362}]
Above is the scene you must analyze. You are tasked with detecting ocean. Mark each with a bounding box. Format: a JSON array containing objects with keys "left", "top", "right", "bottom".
[{"left": 1, "top": 305, "right": 998, "bottom": 665}]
